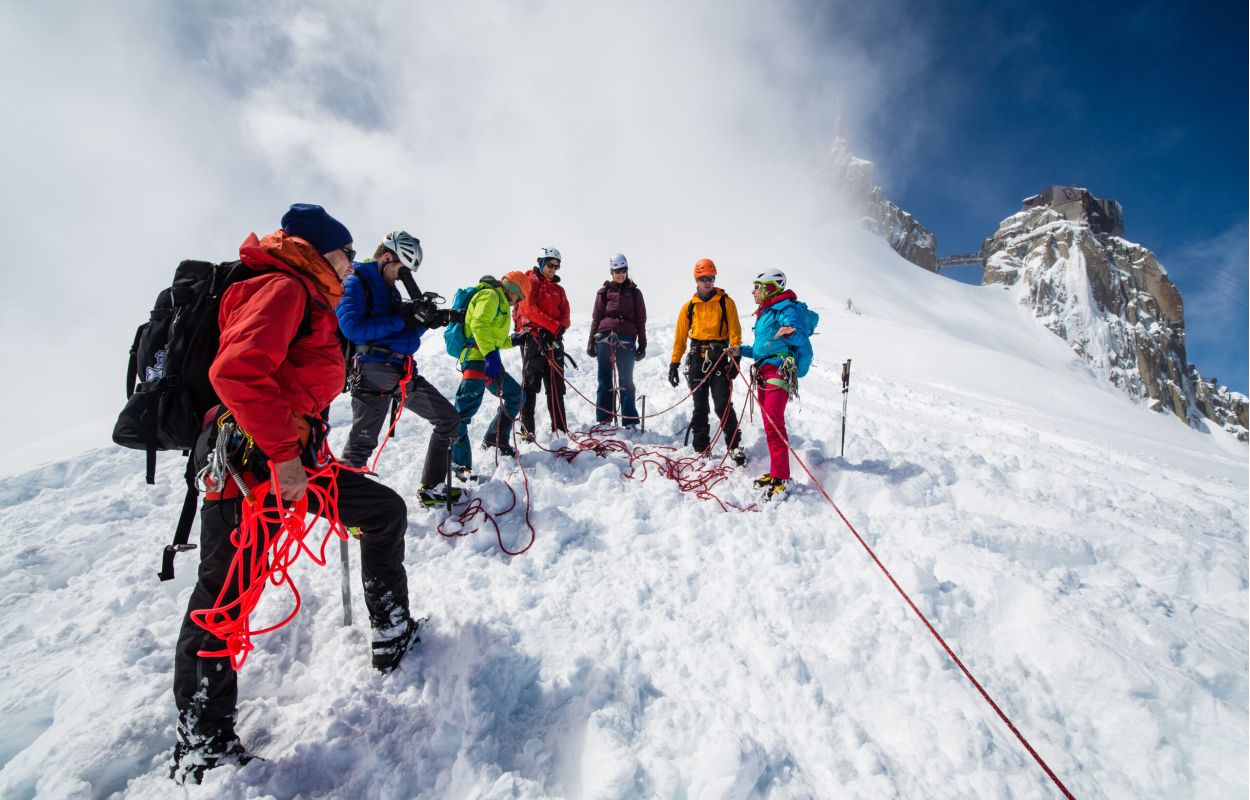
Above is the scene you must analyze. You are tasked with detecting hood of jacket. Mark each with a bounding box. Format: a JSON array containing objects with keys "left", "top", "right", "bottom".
[{"left": 239, "top": 230, "right": 344, "bottom": 307}]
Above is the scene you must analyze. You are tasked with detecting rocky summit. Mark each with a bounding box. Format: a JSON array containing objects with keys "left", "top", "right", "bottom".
[
  {"left": 982, "top": 186, "right": 1247, "bottom": 440},
  {"left": 824, "top": 130, "right": 938, "bottom": 272}
]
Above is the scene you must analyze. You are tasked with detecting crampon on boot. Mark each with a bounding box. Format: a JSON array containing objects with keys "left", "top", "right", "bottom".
[
  {"left": 372, "top": 616, "right": 427, "bottom": 674},
  {"left": 169, "top": 722, "right": 258, "bottom": 785},
  {"left": 417, "top": 483, "right": 463, "bottom": 507}
]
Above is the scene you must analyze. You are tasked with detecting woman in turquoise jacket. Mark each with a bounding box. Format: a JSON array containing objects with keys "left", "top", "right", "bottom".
[{"left": 738, "top": 269, "right": 810, "bottom": 498}]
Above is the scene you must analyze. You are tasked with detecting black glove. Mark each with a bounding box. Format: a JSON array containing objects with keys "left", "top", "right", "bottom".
[
  {"left": 668, "top": 362, "right": 680, "bottom": 387},
  {"left": 727, "top": 356, "right": 741, "bottom": 377},
  {"left": 511, "top": 331, "right": 527, "bottom": 347},
  {"left": 586, "top": 340, "right": 597, "bottom": 358},
  {"left": 401, "top": 300, "right": 429, "bottom": 329},
  {"left": 636, "top": 344, "right": 646, "bottom": 359},
  {"left": 421, "top": 309, "right": 449, "bottom": 330},
  {"left": 539, "top": 328, "right": 556, "bottom": 347}
]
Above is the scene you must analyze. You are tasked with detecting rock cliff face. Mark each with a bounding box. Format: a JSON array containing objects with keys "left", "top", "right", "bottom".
[
  {"left": 824, "top": 135, "right": 938, "bottom": 272},
  {"left": 982, "top": 189, "right": 1247, "bottom": 440}
]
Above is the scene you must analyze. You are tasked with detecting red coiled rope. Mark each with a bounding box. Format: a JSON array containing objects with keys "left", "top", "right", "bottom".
[{"left": 188, "top": 454, "right": 350, "bottom": 670}]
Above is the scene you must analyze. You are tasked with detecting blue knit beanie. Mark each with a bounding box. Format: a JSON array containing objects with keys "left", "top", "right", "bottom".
[{"left": 280, "top": 203, "right": 352, "bottom": 254}]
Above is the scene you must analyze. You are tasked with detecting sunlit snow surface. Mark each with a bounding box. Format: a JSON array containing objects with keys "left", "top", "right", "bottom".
[{"left": 0, "top": 230, "right": 1244, "bottom": 799}]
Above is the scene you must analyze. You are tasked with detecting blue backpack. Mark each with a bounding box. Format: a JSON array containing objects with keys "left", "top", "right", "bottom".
[
  {"left": 790, "top": 301, "right": 820, "bottom": 378},
  {"left": 443, "top": 285, "right": 482, "bottom": 358}
]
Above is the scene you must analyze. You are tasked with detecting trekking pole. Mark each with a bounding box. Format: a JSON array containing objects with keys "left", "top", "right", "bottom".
[
  {"left": 609, "top": 334, "right": 620, "bottom": 425},
  {"left": 840, "top": 359, "right": 852, "bottom": 458},
  {"left": 445, "top": 444, "right": 454, "bottom": 513},
  {"left": 338, "top": 538, "right": 353, "bottom": 626},
  {"left": 640, "top": 395, "right": 647, "bottom": 433}
]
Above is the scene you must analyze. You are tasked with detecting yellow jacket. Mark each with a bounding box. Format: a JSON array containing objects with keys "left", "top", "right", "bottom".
[{"left": 670, "top": 288, "right": 742, "bottom": 363}]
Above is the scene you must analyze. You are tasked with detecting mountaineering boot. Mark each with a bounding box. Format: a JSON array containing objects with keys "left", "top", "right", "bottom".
[
  {"left": 372, "top": 616, "right": 426, "bottom": 674},
  {"left": 170, "top": 720, "right": 258, "bottom": 785},
  {"left": 517, "top": 430, "right": 536, "bottom": 444},
  {"left": 481, "top": 440, "right": 517, "bottom": 458},
  {"left": 729, "top": 447, "right": 747, "bottom": 467},
  {"left": 452, "top": 465, "right": 477, "bottom": 484},
  {"left": 762, "top": 478, "right": 791, "bottom": 501},
  {"left": 417, "top": 483, "right": 463, "bottom": 507},
  {"left": 753, "top": 474, "right": 776, "bottom": 489}
]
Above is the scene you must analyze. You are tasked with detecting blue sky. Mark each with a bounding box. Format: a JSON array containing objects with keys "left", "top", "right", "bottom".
[{"left": 838, "top": 0, "right": 1248, "bottom": 393}]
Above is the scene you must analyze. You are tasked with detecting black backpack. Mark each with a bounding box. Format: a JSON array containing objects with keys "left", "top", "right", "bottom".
[{"left": 113, "top": 259, "right": 310, "bottom": 579}]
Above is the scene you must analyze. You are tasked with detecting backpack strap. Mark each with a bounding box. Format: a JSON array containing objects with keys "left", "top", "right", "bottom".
[
  {"left": 685, "top": 294, "right": 728, "bottom": 338},
  {"left": 125, "top": 324, "right": 143, "bottom": 399},
  {"left": 158, "top": 457, "right": 200, "bottom": 581}
]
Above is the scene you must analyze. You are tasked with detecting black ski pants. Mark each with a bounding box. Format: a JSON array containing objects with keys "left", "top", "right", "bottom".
[
  {"left": 342, "top": 361, "right": 459, "bottom": 486},
  {"left": 686, "top": 347, "right": 741, "bottom": 453},
  {"left": 172, "top": 467, "right": 409, "bottom": 738},
  {"left": 520, "top": 336, "right": 568, "bottom": 435}
]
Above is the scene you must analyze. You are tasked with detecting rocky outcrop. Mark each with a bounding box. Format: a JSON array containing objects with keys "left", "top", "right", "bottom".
[
  {"left": 983, "top": 190, "right": 1247, "bottom": 441},
  {"left": 824, "top": 133, "right": 938, "bottom": 272}
]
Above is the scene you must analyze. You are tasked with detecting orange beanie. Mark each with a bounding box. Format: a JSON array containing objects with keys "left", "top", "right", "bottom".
[{"left": 693, "top": 258, "right": 717, "bottom": 279}]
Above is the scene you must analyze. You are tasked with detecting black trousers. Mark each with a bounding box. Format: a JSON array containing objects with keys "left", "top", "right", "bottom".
[
  {"left": 172, "top": 467, "right": 409, "bottom": 737},
  {"left": 686, "top": 350, "right": 741, "bottom": 453},
  {"left": 342, "top": 361, "right": 459, "bottom": 486},
  {"left": 520, "top": 336, "right": 568, "bottom": 434}
]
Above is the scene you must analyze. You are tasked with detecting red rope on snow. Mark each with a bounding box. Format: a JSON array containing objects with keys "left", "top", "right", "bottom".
[{"left": 749, "top": 368, "right": 1077, "bottom": 799}]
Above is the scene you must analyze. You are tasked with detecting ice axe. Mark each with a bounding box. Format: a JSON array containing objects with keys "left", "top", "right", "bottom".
[{"left": 840, "top": 359, "right": 851, "bottom": 457}]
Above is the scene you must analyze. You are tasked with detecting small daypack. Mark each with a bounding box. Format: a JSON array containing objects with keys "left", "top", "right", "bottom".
[
  {"left": 443, "top": 284, "right": 483, "bottom": 358},
  {"left": 789, "top": 300, "right": 820, "bottom": 378},
  {"left": 113, "top": 259, "right": 310, "bottom": 580}
]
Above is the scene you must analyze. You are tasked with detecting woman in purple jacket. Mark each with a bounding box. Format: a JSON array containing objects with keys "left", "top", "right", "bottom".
[{"left": 586, "top": 253, "right": 648, "bottom": 427}]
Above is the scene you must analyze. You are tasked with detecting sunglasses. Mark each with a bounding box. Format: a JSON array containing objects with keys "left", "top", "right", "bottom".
[
  {"left": 611, "top": 267, "right": 628, "bottom": 274},
  {"left": 340, "top": 246, "right": 357, "bottom": 262},
  {"left": 545, "top": 261, "right": 561, "bottom": 270},
  {"left": 696, "top": 276, "right": 715, "bottom": 283}
]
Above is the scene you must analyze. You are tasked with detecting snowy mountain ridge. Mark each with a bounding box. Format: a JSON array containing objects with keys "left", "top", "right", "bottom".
[
  {"left": 982, "top": 193, "right": 1249, "bottom": 441},
  {"left": 822, "top": 133, "right": 938, "bottom": 273},
  {"left": 0, "top": 225, "right": 1244, "bottom": 799}
]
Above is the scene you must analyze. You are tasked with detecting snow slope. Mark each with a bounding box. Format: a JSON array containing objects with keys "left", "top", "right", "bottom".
[{"left": 0, "top": 227, "right": 1244, "bottom": 799}]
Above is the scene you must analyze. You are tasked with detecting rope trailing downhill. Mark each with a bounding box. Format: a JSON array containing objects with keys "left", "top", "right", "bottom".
[{"left": 744, "top": 367, "right": 1076, "bottom": 799}]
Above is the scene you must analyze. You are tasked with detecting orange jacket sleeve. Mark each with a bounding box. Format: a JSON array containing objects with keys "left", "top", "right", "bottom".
[
  {"left": 724, "top": 294, "right": 742, "bottom": 348},
  {"left": 670, "top": 298, "right": 692, "bottom": 363}
]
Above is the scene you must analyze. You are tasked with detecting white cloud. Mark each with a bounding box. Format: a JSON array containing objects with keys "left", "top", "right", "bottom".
[{"left": 0, "top": 0, "right": 914, "bottom": 454}]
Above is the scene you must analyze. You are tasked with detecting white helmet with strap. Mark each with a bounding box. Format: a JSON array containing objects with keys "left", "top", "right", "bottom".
[
  {"left": 753, "top": 268, "right": 787, "bottom": 294},
  {"left": 538, "top": 246, "right": 562, "bottom": 267},
  {"left": 384, "top": 231, "right": 423, "bottom": 269}
]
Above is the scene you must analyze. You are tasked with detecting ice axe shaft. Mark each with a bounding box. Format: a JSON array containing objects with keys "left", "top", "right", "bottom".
[
  {"left": 840, "top": 359, "right": 852, "bottom": 458},
  {"left": 339, "top": 538, "right": 353, "bottom": 626}
]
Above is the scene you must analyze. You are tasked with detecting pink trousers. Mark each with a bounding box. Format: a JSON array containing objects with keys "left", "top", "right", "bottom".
[{"left": 756, "top": 364, "right": 790, "bottom": 480}]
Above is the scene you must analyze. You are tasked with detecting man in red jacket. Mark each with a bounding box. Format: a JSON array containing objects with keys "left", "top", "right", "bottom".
[
  {"left": 515, "top": 246, "right": 572, "bottom": 437},
  {"left": 171, "top": 205, "right": 420, "bottom": 784}
]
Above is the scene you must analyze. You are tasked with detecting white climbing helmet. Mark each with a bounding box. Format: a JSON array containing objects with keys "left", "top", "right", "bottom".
[
  {"left": 538, "top": 246, "right": 562, "bottom": 267},
  {"left": 383, "top": 231, "right": 423, "bottom": 269},
  {"left": 608, "top": 253, "right": 628, "bottom": 271},
  {"left": 753, "top": 268, "right": 787, "bottom": 293}
]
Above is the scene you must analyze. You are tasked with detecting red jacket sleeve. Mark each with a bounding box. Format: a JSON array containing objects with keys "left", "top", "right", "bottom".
[
  {"left": 209, "top": 274, "right": 308, "bottom": 461},
  {"left": 558, "top": 288, "right": 570, "bottom": 332}
]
